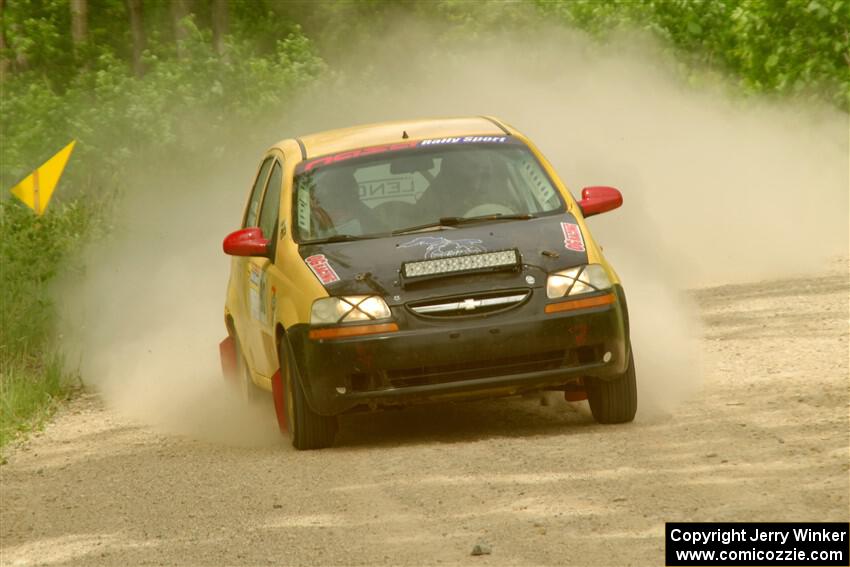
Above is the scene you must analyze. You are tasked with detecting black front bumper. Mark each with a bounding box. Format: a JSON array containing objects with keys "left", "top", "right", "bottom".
[{"left": 287, "top": 285, "right": 630, "bottom": 416}]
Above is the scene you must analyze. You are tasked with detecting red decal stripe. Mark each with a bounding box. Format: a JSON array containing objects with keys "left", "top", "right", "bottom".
[{"left": 302, "top": 141, "right": 419, "bottom": 172}]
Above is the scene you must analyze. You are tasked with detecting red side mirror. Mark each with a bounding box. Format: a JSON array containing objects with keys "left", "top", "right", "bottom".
[
  {"left": 578, "top": 186, "right": 623, "bottom": 218},
  {"left": 223, "top": 227, "right": 270, "bottom": 257}
]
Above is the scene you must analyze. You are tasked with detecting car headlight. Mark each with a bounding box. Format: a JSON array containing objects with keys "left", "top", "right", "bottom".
[
  {"left": 546, "top": 264, "right": 612, "bottom": 299},
  {"left": 310, "top": 296, "right": 392, "bottom": 325}
]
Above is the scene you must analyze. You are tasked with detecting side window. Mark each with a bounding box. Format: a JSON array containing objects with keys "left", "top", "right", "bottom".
[
  {"left": 244, "top": 158, "right": 273, "bottom": 227},
  {"left": 258, "top": 161, "right": 283, "bottom": 241}
]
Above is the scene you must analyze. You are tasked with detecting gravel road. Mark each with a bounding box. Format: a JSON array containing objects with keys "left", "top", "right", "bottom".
[{"left": 2, "top": 269, "right": 848, "bottom": 567}]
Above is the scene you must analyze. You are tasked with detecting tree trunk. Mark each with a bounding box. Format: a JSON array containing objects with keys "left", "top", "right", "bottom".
[
  {"left": 0, "top": 0, "right": 8, "bottom": 82},
  {"left": 211, "top": 0, "right": 228, "bottom": 57},
  {"left": 171, "top": 0, "right": 191, "bottom": 57},
  {"left": 126, "top": 0, "right": 145, "bottom": 77},
  {"left": 70, "top": 0, "right": 88, "bottom": 54},
  {"left": 6, "top": 3, "right": 26, "bottom": 72}
]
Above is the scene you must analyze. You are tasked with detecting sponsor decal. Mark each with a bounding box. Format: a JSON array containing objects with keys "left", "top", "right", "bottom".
[
  {"left": 305, "top": 254, "right": 341, "bottom": 285},
  {"left": 249, "top": 264, "right": 262, "bottom": 285},
  {"left": 298, "top": 136, "right": 515, "bottom": 173},
  {"left": 523, "top": 160, "right": 557, "bottom": 205},
  {"left": 296, "top": 189, "right": 311, "bottom": 232},
  {"left": 399, "top": 236, "right": 486, "bottom": 259},
  {"left": 358, "top": 177, "right": 416, "bottom": 200},
  {"left": 560, "top": 222, "right": 585, "bottom": 252},
  {"left": 301, "top": 141, "right": 418, "bottom": 172},
  {"left": 248, "top": 264, "right": 262, "bottom": 321},
  {"left": 419, "top": 136, "right": 508, "bottom": 146},
  {"left": 259, "top": 270, "right": 268, "bottom": 321}
]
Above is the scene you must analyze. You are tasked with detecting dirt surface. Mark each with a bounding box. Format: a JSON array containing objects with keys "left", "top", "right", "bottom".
[{"left": 2, "top": 269, "right": 848, "bottom": 567}]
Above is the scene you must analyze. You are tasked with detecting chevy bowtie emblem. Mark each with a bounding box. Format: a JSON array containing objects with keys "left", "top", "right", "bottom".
[{"left": 462, "top": 298, "right": 480, "bottom": 311}]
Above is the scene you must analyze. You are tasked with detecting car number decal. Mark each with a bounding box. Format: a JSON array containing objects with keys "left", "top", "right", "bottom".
[
  {"left": 560, "top": 222, "right": 585, "bottom": 252},
  {"left": 305, "top": 254, "right": 341, "bottom": 285}
]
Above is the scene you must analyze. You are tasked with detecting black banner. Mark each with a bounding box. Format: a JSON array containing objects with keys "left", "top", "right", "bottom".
[{"left": 666, "top": 523, "right": 849, "bottom": 566}]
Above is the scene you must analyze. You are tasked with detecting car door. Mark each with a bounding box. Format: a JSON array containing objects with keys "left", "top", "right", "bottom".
[
  {"left": 245, "top": 157, "right": 284, "bottom": 380},
  {"left": 233, "top": 157, "right": 273, "bottom": 364}
]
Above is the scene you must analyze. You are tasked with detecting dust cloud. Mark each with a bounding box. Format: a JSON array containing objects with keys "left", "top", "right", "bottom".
[{"left": 62, "top": 21, "right": 848, "bottom": 443}]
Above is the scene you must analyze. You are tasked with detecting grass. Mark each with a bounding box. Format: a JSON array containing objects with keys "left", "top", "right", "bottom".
[
  {"left": 0, "top": 354, "right": 80, "bottom": 451},
  {"left": 0, "top": 199, "right": 95, "bottom": 453}
]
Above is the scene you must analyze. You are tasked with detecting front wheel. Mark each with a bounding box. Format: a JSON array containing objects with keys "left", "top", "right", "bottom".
[
  {"left": 587, "top": 349, "right": 637, "bottom": 424},
  {"left": 278, "top": 338, "right": 338, "bottom": 450}
]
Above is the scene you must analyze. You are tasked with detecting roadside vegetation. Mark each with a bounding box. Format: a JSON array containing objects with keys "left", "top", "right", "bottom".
[{"left": 0, "top": 0, "right": 846, "bottom": 450}]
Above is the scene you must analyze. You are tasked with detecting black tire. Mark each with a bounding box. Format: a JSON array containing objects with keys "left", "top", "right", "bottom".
[
  {"left": 587, "top": 349, "right": 637, "bottom": 424},
  {"left": 279, "top": 339, "right": 338, "bottom": 450},
  {"left": 235, "top": 339, "right": 263, "bottom": 404}
]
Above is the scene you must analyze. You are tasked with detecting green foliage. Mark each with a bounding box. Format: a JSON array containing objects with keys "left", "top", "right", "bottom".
[
  {"left": 1, "top": 19, "right": 325, "bottom": 191},
  {"left": 0, "top": 199, "right": 98, "bottom": 355},
  {"left": 535, "top": 0, "right": 850, "bottom": 110},
  {"left": 0, "top": 4, "right": 325, "bottom": 448},
  {"left": 0, "top": 199, "right": 93, "bottom": 449}
]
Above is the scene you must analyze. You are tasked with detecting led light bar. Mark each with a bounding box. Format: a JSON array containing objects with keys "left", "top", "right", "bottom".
[{"left": 402, "top": 249, "right": 520, "bottom": 279}]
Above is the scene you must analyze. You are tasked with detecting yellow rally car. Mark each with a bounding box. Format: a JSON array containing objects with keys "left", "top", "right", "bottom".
[{"left": 220, "top": 116, "right": 636, "bottom": 450}]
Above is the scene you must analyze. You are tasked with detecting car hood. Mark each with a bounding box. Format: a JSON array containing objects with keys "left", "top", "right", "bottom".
[{"left": 297, "top": 213, "right": 590, "bottom": 305}]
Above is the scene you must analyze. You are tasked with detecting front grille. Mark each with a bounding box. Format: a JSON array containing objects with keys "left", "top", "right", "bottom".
[{"left": 407, "top": 289, "right": 530, "bottom": 318}]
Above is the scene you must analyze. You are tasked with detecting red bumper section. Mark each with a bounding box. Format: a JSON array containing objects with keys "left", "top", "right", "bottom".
[{"left": 219, "top": 336, "right": 238, "bottom": 382}]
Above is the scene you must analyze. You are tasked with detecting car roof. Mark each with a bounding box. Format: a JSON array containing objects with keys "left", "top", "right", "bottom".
[{"left": 278, "top": 116, "right": 513, "bottom": 159}]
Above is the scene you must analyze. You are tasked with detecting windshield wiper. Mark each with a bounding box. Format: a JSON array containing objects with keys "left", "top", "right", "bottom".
[
  {"left": 391, "top": 213, "right": 535, "bottom": 235},
  {"left": 452, "top": 213, "right": 536, "bottom": 224},
  {"left": 306, "top": 233, "right": 371, "bottom": 244}
]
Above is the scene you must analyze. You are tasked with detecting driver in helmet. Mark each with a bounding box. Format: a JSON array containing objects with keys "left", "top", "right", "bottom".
[
  {"left": 310, "top": 168, "right": 383, "bottom": 237},
  {"left": 418, "top": 150, "right": 516, "bottom": 218}
]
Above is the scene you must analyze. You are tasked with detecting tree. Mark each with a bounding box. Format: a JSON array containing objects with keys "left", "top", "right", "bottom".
[
  {"left": 70, "top": 0, "right": 87, "bottom": 56},
  {"left": 126, "top": 0, "right": 145, "bottom": 77},
  {"left": 171, "top": 0, "right": 191, "bottom": 57},
  {"left": 211, "top": 0, "right": 228, "bottom": 56},
  {"left": 0, "top": 0, "right": 8, "bottom": 82}
]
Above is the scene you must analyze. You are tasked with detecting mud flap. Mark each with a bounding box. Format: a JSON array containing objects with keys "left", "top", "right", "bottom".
[
  {"left": 564, "top": 378, "right": 588, "bottom": 402},
  {"left": 219, "top": 336, "right": 237, "bottom": 382},
  {"left": 271, "top": 368, "right": 288, "bottom": 432},
  {"left": 564, "top": 390, "right": 588, "bottom": 402}
]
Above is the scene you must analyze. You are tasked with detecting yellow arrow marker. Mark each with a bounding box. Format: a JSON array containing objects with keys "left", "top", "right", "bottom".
[{"left": 10, "top": 140, "right": 76, "bottom": 216}]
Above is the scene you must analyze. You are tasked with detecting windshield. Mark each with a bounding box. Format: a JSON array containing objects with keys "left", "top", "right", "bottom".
[{"left": 293, "top": 140, "right": 565, "bottom": 242}]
